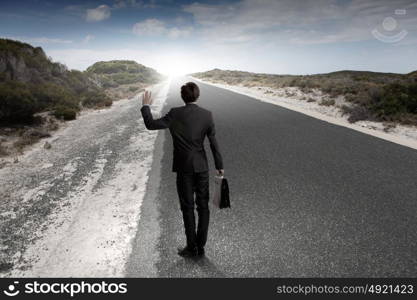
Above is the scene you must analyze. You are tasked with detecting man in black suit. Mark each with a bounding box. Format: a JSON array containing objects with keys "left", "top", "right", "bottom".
[{"left": 140, "top": 82, "right": 224, "bottom": 258}]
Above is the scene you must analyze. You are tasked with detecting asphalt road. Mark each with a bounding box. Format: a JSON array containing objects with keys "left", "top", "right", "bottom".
[{"left": 127, "top": 76, "right": 417, "bottom": 277}]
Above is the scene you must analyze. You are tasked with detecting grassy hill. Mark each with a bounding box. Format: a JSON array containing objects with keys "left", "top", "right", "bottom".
[
  {"left": 0, "top": 39, "right": 163, "bottom": 157},
  {"left": 192, "top": 69, "right": 417, "bottom": 125},
  {"left": 86, "top": 60, "right": 163, "bottom": 99},
  {"left": 0, "top": 39, "right": 112, "bottom": 124}
]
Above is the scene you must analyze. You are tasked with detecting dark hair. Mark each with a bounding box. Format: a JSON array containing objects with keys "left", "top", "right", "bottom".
[{"left": 181, "top": 82, "right": 200, "bottom": 103}]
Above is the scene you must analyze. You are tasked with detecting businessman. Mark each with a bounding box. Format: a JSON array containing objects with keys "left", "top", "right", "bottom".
[{"left": 140, "top": 82, "right": 224, "bottom": 258}]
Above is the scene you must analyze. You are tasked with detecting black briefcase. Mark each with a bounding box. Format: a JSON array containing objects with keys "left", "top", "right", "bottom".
[
  {"left": 220, "top": 177, "right": 230, "bottom": 209},
  {"left": 213, "top": 176, "right": 230, "bottom": 209}
]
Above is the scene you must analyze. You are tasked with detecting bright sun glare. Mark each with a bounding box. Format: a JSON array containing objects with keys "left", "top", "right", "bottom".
[{"left": 156, "top": 54, "right": 199, "bottom": 77}]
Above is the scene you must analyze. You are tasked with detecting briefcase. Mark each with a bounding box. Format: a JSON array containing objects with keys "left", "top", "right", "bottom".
[{"left": 213, "top": 176, "right": 230, "bottom": 209}]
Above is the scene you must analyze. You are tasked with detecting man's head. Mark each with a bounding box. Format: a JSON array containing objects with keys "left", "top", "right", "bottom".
[{"left": 181, "top": 82, "right": 200, "bottom": 103}]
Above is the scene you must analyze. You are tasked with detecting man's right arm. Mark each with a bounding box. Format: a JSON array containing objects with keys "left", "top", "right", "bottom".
[
  {"left": 141, "top": 105, "right": 173, "bottom": 130},
  {"left": 140, "top": 90, "right": 173, "bottom": 130},
  {"left": 207, "top": 112, "right": 224, "bottom": 174}
]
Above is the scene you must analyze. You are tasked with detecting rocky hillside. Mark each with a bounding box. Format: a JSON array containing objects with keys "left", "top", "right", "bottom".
[
  {"left": 192, "top": 69, "right": 417, "bottom": 125},
  {"left": 0, "top": 39, "right": 164, "bottom": 157},
  {"left": 0, "top": 38, "right": 111, "bottom": 124},
  {"left": 86, "top": 60, "right": 163, "bottom": 99},
  {"left": 0, "top": 38, "right": 114, "bottom": 157},
  {"left": 0, "top": 39, "right": 66, "bottom": 83}
]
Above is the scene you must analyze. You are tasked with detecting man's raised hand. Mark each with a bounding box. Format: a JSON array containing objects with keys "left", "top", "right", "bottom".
[{"left": 142, "top": 90, "right": 153, "bottom": 106}]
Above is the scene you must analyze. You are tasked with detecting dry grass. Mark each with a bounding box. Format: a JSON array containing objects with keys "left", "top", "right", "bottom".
[
  {"left": 192, "top": 69, "right": 417, "bottom": 125},
  {"left": 104, "top": 82, "right": 146, "bottom": 100},
  {"left": 13, "top": 135, "right": 40, "bottom": 152},
  {"left": 319, "top": 99, "right": 336, "bottom": 106},
  {"left": 0, "top": 113, "right": 60, "bottom": 156},
  {"left": 0, "top": 142, "right": 8, "bottom": 157}
]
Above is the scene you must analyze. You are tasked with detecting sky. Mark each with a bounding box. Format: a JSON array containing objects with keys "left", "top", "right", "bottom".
[{"left": 1, "top": 0, "right": 417, "bottom": 75}]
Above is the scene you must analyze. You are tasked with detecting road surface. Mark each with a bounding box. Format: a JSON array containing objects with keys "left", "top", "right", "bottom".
[
  {"left": 1, "top": 76, "right": 416, "bottom": 278},
  {"left": 127, "top": 76, "right": 417, "bottom": 277}
]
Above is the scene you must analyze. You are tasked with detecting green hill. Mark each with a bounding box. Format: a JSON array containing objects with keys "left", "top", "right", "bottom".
[
  {"left": 86, "top": 60, "right": 163, "bottom": 99},
  {"left": 408, "top": 70, "right": 417, "bottom": 77},
  {"left": 0, "top": 38, "right": 111, "bottom": 124},
  {"left": 0, "top": 39, "right": 165, "bottom": 156}
]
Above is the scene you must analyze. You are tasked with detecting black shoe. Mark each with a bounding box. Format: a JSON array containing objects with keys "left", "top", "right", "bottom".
[
  {"left": 177, "top": 246, "right": 197, "bottom": 258},
  {"left": 197, "top": 247, "right": 205, "bottom": 257}
]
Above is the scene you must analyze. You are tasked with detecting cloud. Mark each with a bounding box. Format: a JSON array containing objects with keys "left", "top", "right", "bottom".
[
  {"left": 168, "top": 27, "right": 192, "bottom": 39},
  {"left": 113, "top": 0, "right": 145, "bottom": 9},
  {"left": 183, "top": 0, "right": 417, "bottom": 45},
  {"left": 65, "top": 4, "right": 89, "bottom": 11},
  {"left": 132, "top": 18, "right": 191, "bottom": 38},
  {"left": 86, "top": 5, "right": 111, "bottom": 22},
  {"left": 133, "top": 19, "right": 166, "bottom": 35},
  {"left": 82, "top": 35, "right": 95, "bottom": 44},
  {"left": 84, "top": 1, "right": 149, "bottom": 23},
  {"left": 113, "top": 0, "right": 127, "bottom": 9}
]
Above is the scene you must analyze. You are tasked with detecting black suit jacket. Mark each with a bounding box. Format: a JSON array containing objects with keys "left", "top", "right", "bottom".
[{"left": 141, "top": 103, "right": 223, "bottom": 173}]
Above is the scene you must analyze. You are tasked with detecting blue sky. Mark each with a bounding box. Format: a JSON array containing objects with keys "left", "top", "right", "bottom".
[{"left": 1, "top": 0, "right": 416, "bottom": 75}]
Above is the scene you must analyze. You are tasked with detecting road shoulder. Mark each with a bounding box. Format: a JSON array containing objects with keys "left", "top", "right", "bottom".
[
  {"left": 125, "top": 130, "right": 165, "bottom": 277},
  {"left": 191, "top": 76, "right": 417, "bottom": 151}
]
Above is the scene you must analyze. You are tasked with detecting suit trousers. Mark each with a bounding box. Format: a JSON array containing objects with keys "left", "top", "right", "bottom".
[{"left": 176, "top": 171, "right": 210, "bottom": 249}]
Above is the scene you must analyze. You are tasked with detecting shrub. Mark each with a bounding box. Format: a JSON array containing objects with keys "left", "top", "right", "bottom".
[
  {"left": 0, "top": 81, "right": 38, "bottom": 123},
  {"left": 319, "top": 99, "right": 335, "bottom": 106},
  {"left": 341, "top": 105, "right": 372, "bottom": 123},
  {"left": 370, "top": 82, "right": 417, "bottom": 118},
  {"left": 0, "top": 143, "right": 8, "bottom": 156},
  {"left": 104, "top": 99, "right": 113, "bottom": 107},
  {"left": 53, "top": 106, "right": 77, "bottom": 120},
  {"left": 31, "top": 82, "right": 78, "bottom": 111},
  {"left": 1, "top": 40, "right": 122, "bottom": 126},
  {"left": 13, "top": 135, "right": 40, "bottom": 151},
  {"left": 81, "top": 91, "right": 112, "bottom": 108},
  {"left": 192, "top": 69, "right": 417, "bottom": 125}
]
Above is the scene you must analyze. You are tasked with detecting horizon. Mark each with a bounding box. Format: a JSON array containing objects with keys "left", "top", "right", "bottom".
[
  {"left": 1, "top": 0, "right": 417, "bottom": 76},
  {"left": 5, "top": 36, "right": 417, "bottom": 77}
]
